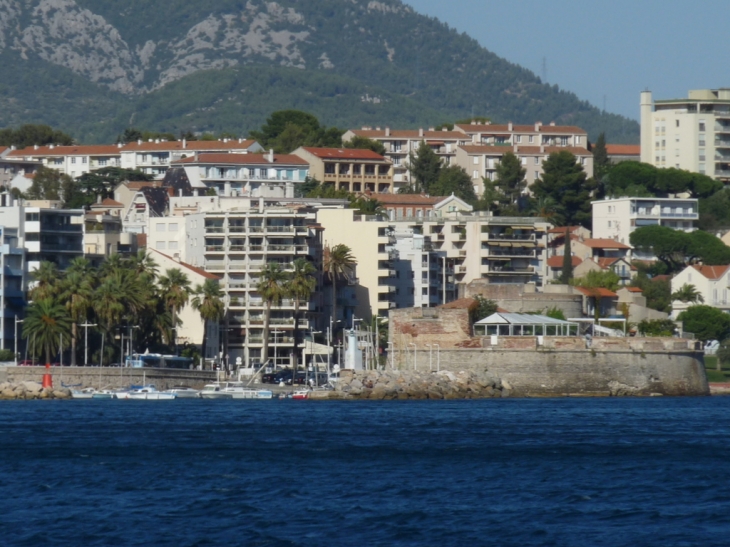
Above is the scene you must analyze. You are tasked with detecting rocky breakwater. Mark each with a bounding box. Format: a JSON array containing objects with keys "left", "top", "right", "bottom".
[
  {"left": 0, "top": 381, "right": 72, "bottom": 401},
  {"left": 314, "top": 369, "right": 508, "bottom": 400}
]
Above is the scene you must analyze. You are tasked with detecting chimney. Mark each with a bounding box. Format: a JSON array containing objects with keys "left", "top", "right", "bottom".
[
  {"left": 194, "top": 151, "right": 199, "bottom": 162},
  {"left": 471, "top": 121, "right": 476, "bottom": 125},
  {"left": 137, "top": 139, "right": 142, "bottom": 145},
  {"left": 49, "top": 144, "right": 54, "bottom": 150},
  {"left": 182, "top": 139, "right": 186, "bottom": 149},
  {"left": 178, "top": 189, "right": 182, "bottom": 197},
  {"left": 10, "top": 145, "right": 15, "bottom": 151},
  {"left": 428, "top": 127, "right": 434, "bottom": 132},
  {"left": 268, "top": 148, "right": 274, "bottom": 163},
  {"left": 508, "top": 122, "right": 513, "bottom": 131},
  {"left": 238, "top": 138, "right": 243, "bottom": 143},
  {"left": 34, "top": 144, "right": 39, "bottom": 150},
  {"left": 155, "top": 139, "right": 160, "bottom": 144},
  {"left": 540, "top": 145, "right": 545, "bottom": 154},
  {"left": 419, "top": 128, "right": 424, "bottom": 137},
  {"left": 535, "top": 122, "right": 542, "bottom": 131},
  {"left": 385, "top": 127, "right": 390, "bottom": 137},
  {"left": 549, "top": 121, "right": 555, "bottom": 126},
  {"left": 117, "top": 143, "right": 123, "bottom": 149}
]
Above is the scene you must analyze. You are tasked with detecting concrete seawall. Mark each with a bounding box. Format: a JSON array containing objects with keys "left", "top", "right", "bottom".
[
  {"left": 391, "top": 339, "right": 708, "bottom": 397},
  {"left": 0, "top": 367, "right": 218, "bottom": 391}
]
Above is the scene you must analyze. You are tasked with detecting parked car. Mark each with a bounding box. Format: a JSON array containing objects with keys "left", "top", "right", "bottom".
[
  {"left": 287, "top": 371, "right": 328, "bottom": 386},
  {"left": 261, "top": 368, "right": 294, "bottom": 384}
]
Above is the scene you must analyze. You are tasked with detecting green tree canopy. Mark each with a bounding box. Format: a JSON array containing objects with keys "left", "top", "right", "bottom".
[
  {"left": 248, "top": 110, "right": 343, "bottom": 153},
  {"left": 531, "top": 151, "right": 595, "bottom": 227},
  {"left": 569, "top": 269, "right": 621, "bottom": 292},
  {"left": 592, "top": 132, "right": 611, "bottom": 184},
  {"left": 429, "top": 165, "right": 477, "bottom": 203},
  {"left": 408, "top": 141, "right": 443, "bottom": 194},
  {"left": 630, "top": 272, "right": 671, "bottom": 313},
  {"left": 470, "top": 296, "right": 498, "bottom": 323},
  {"left": 494, "top": 151, "right": 526, "bottom": 211},
  {"left": 0, "top": 124, "right": 73, "bottom": 148},
  {"left": 671, "top": 283, "right": 704, "bottom": 304},
  {"left": 605, "top": 161, "right": 721, "bottom": 199},
  {"left": 630, "top": 226, "right": 730, "bottom": 273},
  {"left": 677, "top": 305, "right": 730, "bottom": 342},
  {"left": 343, "top": 136, "right": 386, "bottom": 155}
]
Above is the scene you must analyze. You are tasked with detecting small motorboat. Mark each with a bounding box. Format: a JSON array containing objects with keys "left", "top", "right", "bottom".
[
  {"left": 199, "top": 383, "right": 231, "bottom": 399},
  {"left": 221, "top": 382, "right": 273, "bottom": 400},
  {"left": 92, "top": 389, "right": 116, "bottom": 399},
  {"left": 292, "top": 390, "right": 309, "bottom": 400},
  {"left": 163, "top": 386, "right": 200, "bottom": 399},
  {"left": 71, "top": 387, "right": 96, "bottom": 399},
  {"left": 126, "top": 385, "right": 176, "bottom": 400}
]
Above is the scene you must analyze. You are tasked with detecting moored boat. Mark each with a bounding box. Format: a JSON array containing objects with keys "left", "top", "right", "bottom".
[
  {"left": 163, "top": 386, "right": 200, "bottom": 399},
  {"left": 92, "top": 389, "right": 116, "bottom": 399},
  {"left": 126, "top": 385, "right": 176, "bottom": 400},
  {"left": 71, "top": 387, "right": 97, "bottom": 399},
  {"left": 292, "top": 390, "right": 309, "bottom": 400},
  {"left": 199, "top": 383, "right": 231, "bottom": 399}
]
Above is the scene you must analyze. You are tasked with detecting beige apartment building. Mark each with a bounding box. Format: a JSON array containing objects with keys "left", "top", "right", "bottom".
[
  {"left": 341, "top": 128, "right": 470, "bottom": 188},
  {"left": 292, "top": 147, "right": 394, "bottom": 193},
  {"left": 7, "top": 144, "right": 125, "bottom": 178},
  {"left": 453, "top": 121, "right": 588, "bottom": 149},
  {"left": 454, "top": 144, "right": 594, "bottom": 196},
  {"left": 640, "top": 89, "right": 730, "bottom": 181}
]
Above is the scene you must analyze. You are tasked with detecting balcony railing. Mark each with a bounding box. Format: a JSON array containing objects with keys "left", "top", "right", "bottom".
[{"left": 485, "top": 233, "right": 535, "bottom": 241}]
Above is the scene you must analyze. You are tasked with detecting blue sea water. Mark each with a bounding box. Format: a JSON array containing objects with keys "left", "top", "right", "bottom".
[{"left": 0, "top": 398, "right": 729, "bottom": 547}]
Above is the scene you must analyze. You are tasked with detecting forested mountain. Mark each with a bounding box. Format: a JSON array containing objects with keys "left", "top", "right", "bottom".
[{"left": 0, "top": 0, "right": 639, "bottom": 143}]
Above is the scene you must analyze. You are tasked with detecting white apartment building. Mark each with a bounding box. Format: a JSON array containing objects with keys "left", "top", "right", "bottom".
[
  {"left": 671, "top": 265, "right": 730, "bottom": 318},
  {"left": 120, "top": 139, "right": 263, "bottom": 178},
  {"left": 453, "top": 121, "right": 588, "bottom": 149},
  {"left": 391, "top": 228, "right": 451, "bottom": 309},
  {"left": 592, "top": 197, "right": 698, "bottom": 248},
  {"left": 454, "top": 144, "right": 593, "bottom": 196},
  {"left": 170, "top": 152, "right": 310, "bottom": 198},
  {"left": 6, "top": 139, "right": 264, "bottom": 179},
  {"left": 7, "top": 144, "right": 125, "bottom": 178},
  {"left": 0, "top": 226, "right": 26, "bottom": 352},
  {"left": 148, "top": 195, "right": 335, "bottom": 368},
  {"left": 640, "top": 89, "right": 730, "bottom": 181}
]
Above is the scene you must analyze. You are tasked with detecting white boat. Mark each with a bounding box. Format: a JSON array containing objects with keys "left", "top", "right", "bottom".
[
  {"left": 125, "top": 385, "right": 176, "bottom": 400},
  {"left": 199, "top": 383, "right": 231, "bottom": 399},
  {"left": 221, "top": 381, "right": 273, "bottom": 399},
  {"left": 163, "top": 386, "right": 200, "bottom": 399},
  {"left": 71, "top": 387, "right": 97, "bottom": 399},
  {"left": 92, "top": 389, "right": 116, "bottom": 399}
]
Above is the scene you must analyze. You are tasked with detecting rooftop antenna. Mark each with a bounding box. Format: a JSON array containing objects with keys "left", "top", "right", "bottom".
[
  {"left": 603, "top": 95, "right": 607, "bottom": 113},
  {"left": 542, "top": 57, "right": 547, "bottom": 82}
]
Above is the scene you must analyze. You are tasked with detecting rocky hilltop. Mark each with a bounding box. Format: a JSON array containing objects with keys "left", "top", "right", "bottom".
[{"left": 0, "top": 0, "right": 638, "bottom": 143}]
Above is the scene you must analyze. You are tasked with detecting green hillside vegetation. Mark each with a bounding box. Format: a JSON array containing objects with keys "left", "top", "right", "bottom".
[{"left": 0, "top": 0, "right": 638, "bottom": 144}]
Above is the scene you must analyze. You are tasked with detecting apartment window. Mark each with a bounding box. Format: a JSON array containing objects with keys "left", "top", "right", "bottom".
[
  {"left": 99, "top": 159, "right": 107, "bottom": 167},
  {"left": 675, "top": 136, "right": 680, "bottom": 143},
  {"left": 576, "top": 136, "right": 582, "bottom": 144},
  {"left": 608, "top": 221, "right": 612, "bottom": 227},
  {"left": 169, "top": 223, "right": 179, "bottom": 232},
  {"left": 472, "top": 170, "right": 479, "bottom": 179},
  {"left": 699, "top": 163, "right": 705, "bottom": 174},
  {"left": 82, "top": 157, "right": 87, "bottom": 164},
  {"left": 168, "top": 241, "right": 178, "bottom": 250},
  {"left": 560, "top": 137, "right": 568, "bottom": 146},
  {"left": 71, "top": 157, "right": 76, "bottom": 164},
  {"left": 156, "top": 241, "right": 166, "bottom": 250},
  {"left": 473, "top": 156, "right": 479, "bottom": 165},
  {"left": 699, "top": 149, "right": 706, "bottom": 161},
  {"left": 699, "top": 121, "right": 706, "bottom": 132},
  {"left": 534, "top": 157, "right": 539, "bottom": 165},
  {"left": 515, "top": 135, "right": 522, "bottom": 143},
  {"left": 676, "top": 120, "right": 680, "bottom": 127},
  {"left": 699, "top": 136, "right": 705, "bottom": 146},
  {"left": 520, "top": 157, "right": 527, "bottom": 166},
  {"left": 156, "top": 223, "right": 166, "bottom": 232},
  {"left": 655, "top": 141, "right": 660, "bottom": 148},
  {"left": 528, "top": 135, "right": 534, "bottom": 144},
  {"left": 534, "top": 171, "right": 539, "bottom": 180},
  {"left": 661, "top": 139, "right": 666, "bottom": 147},
  {"left": 675, "top": 149, "right": 679, "bottom": 157}
]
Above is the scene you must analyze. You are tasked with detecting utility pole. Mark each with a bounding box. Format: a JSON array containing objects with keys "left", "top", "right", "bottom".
[{"left": 81, "top": 322, "right": 97, "bottom": 366}]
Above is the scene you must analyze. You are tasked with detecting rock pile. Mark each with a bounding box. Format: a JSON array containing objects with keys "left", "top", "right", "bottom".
[
  {"left": 0, "top": 381, "right": 72, "bottom": 400},
  {"left": 320, "top": 369, "right": 508, "bottom": 400}
]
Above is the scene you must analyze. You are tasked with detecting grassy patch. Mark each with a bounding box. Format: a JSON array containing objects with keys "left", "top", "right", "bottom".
[{"left": 705, "top": 356, "right": 730, "bottom": 382}]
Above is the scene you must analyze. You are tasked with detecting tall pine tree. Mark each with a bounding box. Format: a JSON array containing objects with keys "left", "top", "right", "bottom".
[{"left": 559, "top": 227, "right": 574, "bottom": 284}]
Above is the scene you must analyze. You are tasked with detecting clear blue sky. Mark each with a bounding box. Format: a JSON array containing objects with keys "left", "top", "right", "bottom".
[{"left": 405, "top": 0, "right": 729, "bottom": 121}]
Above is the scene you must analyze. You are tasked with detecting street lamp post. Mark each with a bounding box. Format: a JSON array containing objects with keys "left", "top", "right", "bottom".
[
  {"left": 14, "top": 317, "right": 23, "bottom": 366},
  {"left": 81, "top": 322, "right": 97, "bottom": 366}
]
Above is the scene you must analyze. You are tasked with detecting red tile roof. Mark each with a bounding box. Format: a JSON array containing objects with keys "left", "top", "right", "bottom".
[
  {"left": 691, "top": 265, "right": 730, "bottom": 280},
  {"left": 8, "top": 144, "right": 123, "bottom": 157},
  {"left": 606, "top": 144, "right": 640, "bottom": 156},
  {"left": 0, "top": 146, "right": 8, "bottom": 155},
  {"left": 301, "top": 147, "right": 387, "bottom": 161},
  {"left": 581, "top": 238, "right": 631, "bottom": 249},
  {"left": 100, "top": 198, "right": 124, "bottom": 207},
  {"left": 121, "top": 140, "right": 258, "bottom": 152},
  {"left": 547, "top": 225, "right": 583, "bottom": 234},
  {"left": 455, "top": 122, "right": 587, "bottom": 135},
  {"left": 574, "top": 286, "right": 617, "bottom": 298},
  {"left": 625, "top": 287, "right": 643, "bottom": 293},
  {"left": 547, "top": 255, "right": 582, "bottom": 268},
  {"left": 371, "top": 193, "right": 445, "bottom": 206},
  {"left": 173, "top": 153, "right": 308, "bottom": 166}
]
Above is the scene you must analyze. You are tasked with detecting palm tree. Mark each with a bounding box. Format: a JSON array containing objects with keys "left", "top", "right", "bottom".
[
  {"left": 29, "top": 261, "right": 62, "bottom": 301},
  {"left": 671, "top": 283, "right": 704, "bottom": 304},
  {"left": 324, "top": 244, "right": 357, "bottom": 330},
  {"left": 23, "top": 298, "right": 71, "bottom": 366},
  {"left": 59, "top": 269, "right": 95, "bottom": 366},
  {"left": 129, "top": 249, "right": 159, "bottom": 281},
  {"left": 529, "top": 196, "right": 562, "bottom": 225},
  {"left": 158, "top": 268, "right": 192, "bottom": 353},
  {"left": 191, "top": 279, "right": 225, "bottom": 363},
  {"left": 288, "top": 258, "right": 317, "bottom": 371},
  {"left": 257, "top": 262, "right": 288, "bottom": 367}
]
